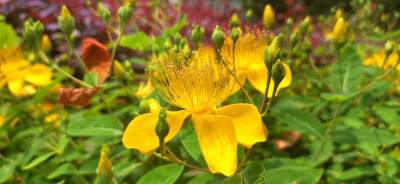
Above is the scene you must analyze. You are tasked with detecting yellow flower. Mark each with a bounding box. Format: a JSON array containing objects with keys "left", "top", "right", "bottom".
[
  {"left": 221, "top": 31, "right": 292, "bottom": 97},
  {"left": 0, "top": 115, "right": 19, "bottom": 127},
  {"left": 363, "top": 50, "right": 400, "bottom": 70},
  {"left": 334, "top": 8, "right": 343, "bottom": 20},
  {"left": 263, "top": 4, "right": 275, "bottom": 29},
  {"left": 134, "top": 80, "right": 154, "bottom": 98},
  {"left": 0, "top": 47, "right": 52, "bottom": 97},
  {"left": 122, "top": 51, "right": 268, "bottom": 176},
  {"left": 333, "top": 17, "right": 347, "bottom": 42}
]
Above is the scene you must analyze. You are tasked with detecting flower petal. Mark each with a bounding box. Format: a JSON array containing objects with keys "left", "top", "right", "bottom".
[
  {"left": 7, "top": 77, "right": 24, "bottom": 95},
  {"left": 134, "top": 81, "right": 154, "bottom": 98},
  {"left": 148, "top": 98, "right": 161, "bottom": 113},
  {"left": 247, "top": 63, "right": 292, "bottom": 97},
  {"left": 81, "top": 38, "right": 111, "bottom": 84},
  {"left": 24, "top": 64, "right": 53, "bottom": 86},
  {"left": 192, "top": 114, "right": 237, "bottom": 176},
  {"left": 57, "top": 87, "right": 101, "bottom": 107},
  {"left": 122, "top": 110, "right": 189, "bottom": 154},
  {"left": 229, "top": 71, "right": 247, "bottom": 95},
  {"left": 215, "top": 104, "right": 268, "bottom": 149}
]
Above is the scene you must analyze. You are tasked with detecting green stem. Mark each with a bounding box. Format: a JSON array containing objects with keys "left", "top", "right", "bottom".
[
  {"left": 261, "top": 84, "right": 278, "bottom": 116},
  {"left": 335, "top": 49, "right": 343, "bottom": 94},
  {"left": 99, "top": 90, "right": 123, "bottom": 130},
  {"left": 312, "top": 103, "right": 342, "bottom": 162},
  {"left": 260, "top": 73, "right": 272, "bottom": 113},
  {"left": 308, "top": 57, "right": 336, "bottom": 93}
]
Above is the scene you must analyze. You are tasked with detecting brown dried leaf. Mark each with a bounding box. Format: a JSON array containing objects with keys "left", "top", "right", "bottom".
[
  {"left": 81, "top": 37, "right": 111, "bottom": 84},
  {"left": 57, "top": 87, "right": 101, "bottom": 107}
]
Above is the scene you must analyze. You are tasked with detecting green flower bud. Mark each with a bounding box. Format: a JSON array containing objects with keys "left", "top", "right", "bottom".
[
  {"left": 303, "top": 38, "right": 312, "bottom": 54},
  {"left": 164, "top": 39, "right": 172, "bottom": 51},
  {"left": 118, "top": 5, "right": 133, "bottom": 28},
  {"left": 286, "top": 17, "right": 293, "bottom": 28},
  {"left": 246, "top": 9, "right": 253, "bottom": 22},
  {"left": 97, "top": 152, "right": 113, "bottom": 183},
  {"left": 290, "top": 32, "right": 299, "bottom": 49},
  {"left": 23, "top": 22, "right": 35, "bottom": 46},
  {"left": 200, "top": 27, "right": 205, "bottom": 38},
  {"left": 180, "top": 37, "right": 188, "bottom": 49},
  {"left": 158, "top": 108, "right": 167, "bottom": 119},
  {"left": 33, "top": 21, "right": 44, "bottom": 41},
  {"left": 263, "top": 46, "right": 271, "bottom": 70},
  {"left": 229, "top": 13, "right": 240, "bottom": 28},
  {"left": 385, "top": 41, "right": 394, "bottom": 57},
  {"left": 272, "top": 59, "right": 286, "bottom": 85},
  {"left": 300, "top": 16, "right": 311, "bottom": 35},
  {"left": 273, "top": 49, "right": 282, "bottom": 64},
  {"left": 268, "top": 36, "right": 280, "bottom": 63},
  {"left": 101, "top": 143, "right": 111, "bottom": 156},
  {"left": 231, "top": 28, "right": 239, "bottom": 46},
  {"left": 139, "top": 97, "right": 150, "bottom": 114},
  {"left": 212, "top": 25, "right": 224, "bottom": 50},
  {"left": 191, "top": 25, "right": 203, "bottom": 49},
  {"left": 277, "top": 33, "right": 284, "bottom": 43},
  {"left": 155, "top": 115, "right": 170, "bottom": 141},
  {"left": 182, "top": 44, "right": 191, "bottom": 57},
  {"left": 58, "top": 6, "right": 75, "bottom": 37},
  {"left": 174, "top": 32, "right": 181, "bottom": 46},
  {"left": 113, "top": 60, "right": 125, "bottom": 80},
  {"left": 100, "top": 5, "right": 111, "bottom": 24}
]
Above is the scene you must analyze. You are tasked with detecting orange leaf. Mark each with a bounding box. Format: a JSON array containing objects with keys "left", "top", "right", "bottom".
[
  {"left": 57, "top": 87, "right": 101, "bottom": 107},
  {"left": 81, "top": 38, "right": 111, "bottom": 84}
]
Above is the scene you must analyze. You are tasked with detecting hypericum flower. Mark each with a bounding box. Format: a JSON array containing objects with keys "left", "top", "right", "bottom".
[
  {"left": 0, "top": 47, "right": 52, "bottom": 97},
  {"left": 123, "top": 51, "right": 268, "bottom": 176},
  {"left": 363, "top": 50, "right": 400, "bottom": 70},
  {"left": 221, "top": 31, "right": 292, "bottom": 97}
]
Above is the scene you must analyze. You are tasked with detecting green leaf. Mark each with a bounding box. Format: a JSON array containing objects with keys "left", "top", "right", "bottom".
[
  {"left": 261, "top": 158, "right": 314, "bottom": 170},
  {"left": 33, "top": 74, "right": 67, "bottom": 106},
  {"left": 373, "top": 106, "right": 400, "bottom": 127},
  {"left": 321, "top": 91, "right": 359, "bottom": 102},
  {"left": 187, "top": 173, "right": 220, "bottom": 184},
  {"left": 162, "top": 14, "right": 187, "bottom": 36},
  {"left": 137, "top": 163, "right": 184, "bottom": 184},
  {"left": 265, "top": 167, "right": 323, "bottom": 184},
  {"left": 0, "top": 159, "right": 17, "bottom": 183},
  {"left": 23, "top": 151, "right": 57, "bottom": 170},
  {"left": 329, "top": 165, "right": 377, "bottom": 180},
  {"left": 57, "top": 135, "right": 70, "bottom": 153},
  {"left": 223, "top": 174, "right": 243, "bottom": 184},
  {"left": 47, "top": 163, "right": 77, "bottom": 180},
  {"left": 0, "top": 22, "right": 19, "bottom": 48},
  {"left": 83, "top": 72, "right": 99, "bottom": 87},
  {"left": 67, "top": 114, "right": 122, "bottom": 137},
  {"left": 241, "top": 161, "right": 265, "bottom": 184},
  {"left": 328, "top": 46, "right": 363, "bottom": 94},
  {"left": 120, "top": 32, "right": 151, "bottom": 51},
  {"left": 180, "top": 123, "right": 207, "bottom": 166},
  {"left": 331, "top": 128, "right": 400, "bottom": 145},
  {"left": 272, "top": 107, "right": 325, "bottom": 138}
]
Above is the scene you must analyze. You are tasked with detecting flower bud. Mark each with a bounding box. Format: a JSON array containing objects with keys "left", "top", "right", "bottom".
[
  {"left": 174, "top": 32, "right": 181, "bottom": 46},
  {"left": 286, "top": 17, "right": 293, "bottom": 28},
  {"left": 300, "top": 16, "right": 310, "bottom": 35},
  {"left": 290, "top": 32, "right": 299, "bottom": 49},
  {"left": 58, "top": 6, "right": 75, "bottom": 36},
  {"left": 212, "top": 25, "right": 224, "bottom": 50},
  {"left": 139, "top": 97, "right": 150, "bottom": 114},
  {"left": 164, "top": 39, "right": 172, "bottom": 51},
  {"left": 179, "top": 37, "right": 188, "bottom": 49},
  {"left": 23, "top": 22, "right": 35, "bottom": 46},
  {"left": 158, "top": 107, "right": 167, "bottom": 119},
  {"left": 246, "top": 9, "right": 253, "bottom": 22},
  {"left": 101, "top": 143, "right": 111, "bottom": 156},
  {"left": 113, "top": 60, "right": 125, "bottom": 80},
  {"left": 263, "top": 46, "right": 271, "bottom": 70},
  {"left": 99, "top": 4, "right": 111, "bottom": 24},
  {"left": 125, "top": 0, "right": 136, "bottom": 8},
  {"left": 268, "top": 36, "right": 280, "bottom": 63},
  {"left": 263, "top": 4, "right": 275, "bottom": 29},
  {"left": 272, "top": 59, "right": 286, "bottom": 85},
  {"left": 33, "top": 21, "right": 44, "bottom": 39},
  {"left": 277, "top": 33, "right": 284, "bottom": 43},
  {"left": 97, "top": 152, "right": 113, "bottom": 183},
  {"left": 191, "top": 25, "right": 203, "bottom": 49},
  {"left": 334, "top": 8, "right": 343, "bottom": 20},
  {"left": 333, "top": 17, "right": 346, "bottom": 42},
  {"left": 385, "top": 41, "right": 394, "bottom": 57},
  {"left": 155, "top": 115, "right": 170, "bottom": 141},
  {"left": 41, "top": 34, "right": 53, "bottom": 53},
  {"left": 118, "top": 5, "right": 133, "bottom": 28},
  {"left": 231, "top": 28, "right": 239, "bottom": 46},
  {"left": 273, "top": 49, "right": 282, "bottom": 64},
  {"left": 229, "top": 13, "right": 240, "bottom": 28},
  {"left": 303, "top": 38, "right": 312, "bottom": 54}
]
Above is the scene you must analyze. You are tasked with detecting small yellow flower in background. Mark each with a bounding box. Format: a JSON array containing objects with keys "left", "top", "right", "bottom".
[
  {"left": 0, "top": 47, "right": 53, "bottom": 97},
  {"left": 134, "top": 80, "right": 154, "bottom": 98},
  {"left": 123, "top": 51, "right": 268, "bottom": 176},
  {"left": 41, "top": 34, "right": 52, "bottom": 53},
  {"left": 97, "top": 152, "right": 113, "bottom": 183},
  {"left": 221, "top": 31, "right": 292, "bottom": 97},
  {"left": 363, "top": 50, "right": 400, "bottom": 70},
  {"left": 0, "top": 115, "right": 19, "bottom": 127},
  {"left": 334, "top": 8, "right": 343, "bottom": 20},
  {"left": 263, "top": 4, "right": 275, "bottom": 29},
  {"left": 332, "top": 17, "right": 347, "bottom": 42}
]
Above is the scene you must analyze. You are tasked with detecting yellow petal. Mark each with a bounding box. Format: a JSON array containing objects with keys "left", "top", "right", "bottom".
[
  {"left": 24, "top": 64, "right": 53, "bottom": 86},
  {"left": 229, "top": 71, "right": 247, "bottom": 95},
  {"left": 148, "top": 98, "right": 161, "bottom": 113},
  {"left": 247, "top": 63, "right": 292, "bottom": 97},
  {"left": 134, "top": 81, "right": 154, "bottom": 98},
  {"left": 192, "top": 113, "right": 237, "bottom": 176},
  {"left": 215, "top": 104, "right": 268, "bottom": 148},
  {"left": 7, "top": 77, "right": 24, "bottom": 95},
  {"left": 122, "top": 110, "right": 189, "bottom": 154}
]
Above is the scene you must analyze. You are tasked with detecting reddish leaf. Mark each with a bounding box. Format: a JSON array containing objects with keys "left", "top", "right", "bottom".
[
  {"left": 57, "top": 87, "right": 101, "bottom": 107},
  {"left": 81, "top": 37, "right": 111, "bottom": 84},
  {"left": 275, "top": 131, "right": 302, "bottom": 150}
]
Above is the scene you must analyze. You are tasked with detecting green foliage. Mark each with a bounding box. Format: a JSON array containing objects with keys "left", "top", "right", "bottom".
[
  {"left": 137, "top": 164, "right": 184, "bottom": 184},
  {"left": 0, "top": 22, "right": 19, "bottom": 47},
  {"left": 120, "top": 32, "right": 151, "bottom": 51}
]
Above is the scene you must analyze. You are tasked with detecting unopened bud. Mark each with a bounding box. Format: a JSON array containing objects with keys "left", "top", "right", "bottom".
[
  {"left": 174, "top": 33, "right": 181, "bottom": 46},
  {"left": 333, "top": 17, "right": 346, "bottom": 42},
  {"left": 125, "top": 0, "right": 136, "bottom": 8},
  {"left": 158, "top": 108, "right": 167, "bottom": 119},
  {"left": 300, "top": 16, "right": 311, "bottom": 35},
  {"left": 385, "top": 41, "right": 394, "bottom": 57},
  {"left": 180, "top": 37, "right": 188, "bottom": 49},
  {"left": 290, "top": 32, "right": 299, "bottom": 49},
  {"left": 277, "top": 33, "right": 284, "bottom": 42},
  {"left": 113, "top": 60, "right": 125, "bottom": 80},
  {"left": 268, "top": 36, "right": 280, "bottom": 63},
  {"left": 155, "top": 115, "right": 170, "bottom": 141},
  {"left": 231, "top": 28, "right": 239, "bottom": 46},
  {"left": 101, "top": 143, "right": 110, "bottom": 156},
  {"left": 246, "top": 9, "right": 253, "bottom": 22},
  {"left": 97, "top": 152, "right": 113, "bottom": 183},
  {"left": 286, "top": 18, "right": 293, "bottom": 28},
  {"left": 23, "top": 22, "right": 35, "bottom": 46},
  {"left": 41, "top": 34, "right": 53, "bottom": 53},
  {"left": 272, "top": 59, "right": 286, "bottom": 85},
  {"left": 273, "top": 49, "right": 282, "bottom": 63},
  {"left": 263, "top": 4, "right": 275, "bottom": 29},
  {"left": 229, "top": 13, "right": 240, "bottom": 28},
  {"left": 33, "top": 21, "right": 44, "bottom": 39},
  {"left": 118, "top": 5, "right": 133, "bottom": 28},
  {"left": 334, "top": 8, "right": 343, "bottom": 20},
  {"left": 263, "top": 46, "right": 271, "bottom": 70},
  {"left": 99, "top": 4, "right": 111, "bottom": 24},
  {"left": 191, "top": 25, "right": 203, "bottom": 49},
  {"left": 303, "top": 38, "right": 312, "bottom": 54},
  {"left": 139, "top": 97, "right": 150, "bottom": 114},
  {"left": 164, "top": 39, "right": 172, "bottom": 51},
  {"left": 212, "top": 25, "right": 224, "bottom": 50},
  {"left": 58, "top": 6, "right": 75, "bottom": 36}
]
